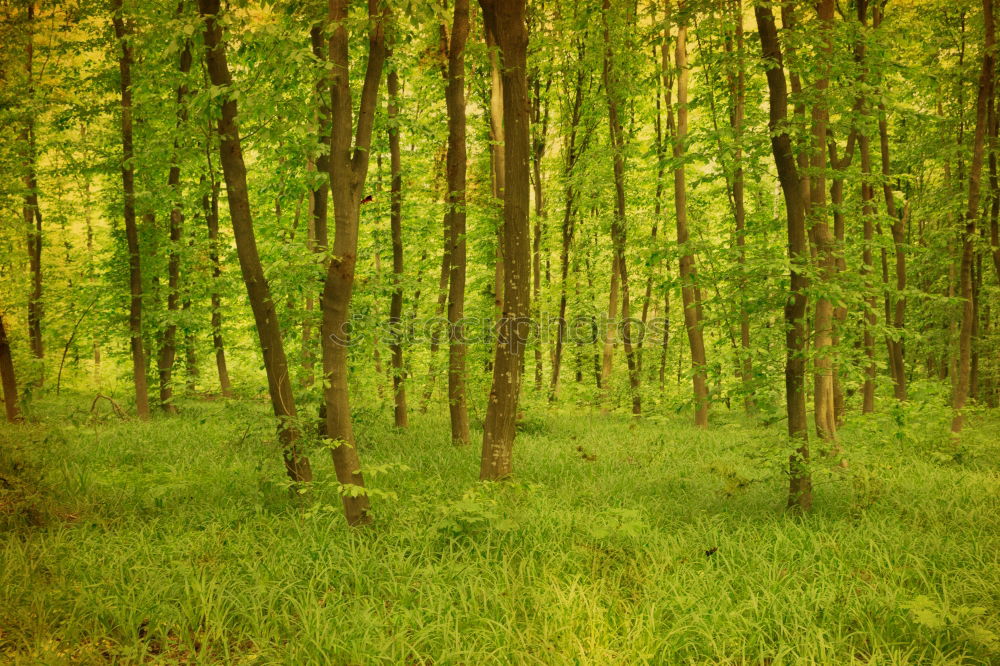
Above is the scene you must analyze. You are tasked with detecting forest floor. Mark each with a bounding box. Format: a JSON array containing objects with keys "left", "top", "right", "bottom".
[{"left": 1, "top": 390, "right": 999, "bottom": 664}]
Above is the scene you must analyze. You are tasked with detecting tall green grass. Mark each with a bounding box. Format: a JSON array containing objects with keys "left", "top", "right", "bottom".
[{"left": 1, "top": 391, "right": 998, "bottom": 664}]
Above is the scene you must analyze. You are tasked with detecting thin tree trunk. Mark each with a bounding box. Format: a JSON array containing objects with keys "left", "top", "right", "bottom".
[
  {"left": 112, "top": 0, "right": 150, "bottom": 419},
  {"left": 549, "top": 55, "right": 586, "bottom": 400},
  {"left": 199, "top": 0, "right": 311, "bottom": 481},
  {"left": 809, "top": 0, "right": 837, "bottom": 446},
  {"left": 157, "top": 28, "right": 192, "bottom": 413},
  {"left": 672, "top": 5, "right": 709, "bottom": 427},
  {"left": 755, "top": 2, "right": 812, "bottom": 512},
  {"left": 22, "top": 2, "right": 43, "bottom": 364},
  {"left": 201, "top": 168, "right": 232, "bottom": 397},
  {"left": 952, "top": 0, "right": 994, "bottom": 434},
  {"left": 602, "top": 0, "right": 641, "bottom": 415},
  {"left": 387, "top": 51, "right": 408, "bottom": 430},
  {"left": 479, "top": 0, "right": 530, "bottom": 481},
  {"left": 444, "top": 0, "right": 470, "bottom": 445}
]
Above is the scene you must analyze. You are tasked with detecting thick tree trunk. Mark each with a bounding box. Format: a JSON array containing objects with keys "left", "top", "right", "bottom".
[
  {"left": 859, "top": 132, "right": 878, "bottom": 414},
  {"left": 444, "top": 0, "right": 470, "bottom": 445},
  {"left": 157, "top": 32, "right": 192, "bottom": 414},
  {"left": 672, "top": 10, "right": 709, "bottom": 427},
  {"left": 199, "top": 0, "right": 311, "bottom": 481},
  {"left": 322, "top": 0, "right": 387, "bottom": 524},
  {"left": 755, "top": 3, "right": 811, "bottom": 512},
  {"left": 0, "top": 313, "right": 22, "bottom": 423},
  {"left": 387, "top": 53, "right": 408, "bottom": 430},
  {"left": 952, "top": 0, "right": 994, "bottom": 434},
  {"left": 480, "top": 0, "right": 530, "bottom": 481},
  {"left": 112, "top": 0, "right": 151, "bottom": 420}
]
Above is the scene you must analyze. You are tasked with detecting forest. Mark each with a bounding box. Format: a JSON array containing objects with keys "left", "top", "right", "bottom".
[{"left": 1, "top": 0, "right": 999, "bottom": 662}]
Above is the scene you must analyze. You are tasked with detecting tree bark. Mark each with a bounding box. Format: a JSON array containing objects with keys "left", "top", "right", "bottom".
[
  {"left": 157, "top": 27, "right": 193, "bottom": 414},
  {"left": 602, "top": 0, "right": 640, "bottom": 415},
  {"left": 387, "top": 50, "right": 408, "bottom": 430},
  {"left": 549, "top": 51, "right": 586, "bottom": 400},
  {"left": 199, "top": 0, "right": 311, "bottom": 482},
  {"left": 809, "top": 0, "right": 837, "bottom": 445},
  {"left": 201, "top": 166, "right": 232, "bottom": 397},
  {"left": 444, "top": 0, "right": 470, "bottom": 445},
  {"left": 112, "top": 0, "right": 151, "bottom": 420},
  {"left": 0, "top": 312, "right": 22, "bottom": 423},
  {"left": 672, "top": 5, "right": 709, "bottom": 427},
  {"left": 480, "top": 0, "right": 530, "bottom": 481},
  {"left": 21, "top": 2, "right": 43, "bottom": 364},
  {"left": 952, "top": 0, "right": 994, "bottom": 434},
  {"left": 322, "top": 0, "right": 388, "bottom": 523},
  {"left": 755, "top": 2, "right": 811, "bottom": 512}
]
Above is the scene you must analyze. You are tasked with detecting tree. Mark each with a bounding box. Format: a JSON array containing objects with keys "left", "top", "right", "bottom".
[
  {"left": 156, "top": 29, "right": 193, "bottom": 414},
  {"left": 443, "top": 0, "right": 471, "bottom": 445},
  {"left": 479, "top": 0, "right": 530, "bottom": 481},
  {"left": 952, "top": 0, "right": 995, "bottom": 435},
  {"left": 755, "top": 1, "right": 811, "bottom": 512},
  {"left": 671, "top": 0, "right": 709, "bottom": 427},
  {"left": 111, "top": 0, "right": 150, "bottom": 420},
  {"left": 0, "top": 311, "right": 22, "bottom": 423},
  {"left": 321, "top": 0, "right": 389, "bottom": 525},
  {"left": 386, "top": 43, "right": 408, "bottom": 430},
  {"left": 199, "top": 0, "right": 312, "bottom": 483}
]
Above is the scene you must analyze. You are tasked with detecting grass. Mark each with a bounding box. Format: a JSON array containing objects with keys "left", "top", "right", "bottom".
[{"left": 1, "top": 389, "right": 999, "bottom": 664}]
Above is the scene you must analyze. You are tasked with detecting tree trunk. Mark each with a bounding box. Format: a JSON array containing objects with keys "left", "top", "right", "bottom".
[
  {"left": 549, "top": 55, "right": 586, "bottom": 400},
  {"left": 952, "top": 0, "right": 994, "bottom": 434},
  {"left": 157, "top": 30, "right": 193, "bottom": 414},
  {"left": 672, "top": 7, "right": 709, "bottom": 427},
  {"left": 199, "top": 0, "right": 311, "bottom": 482},
  {"left": 0, "top": 313, "right": 22, "bottom": 423},
  {"left": 22, "top": 2, "right": 43, "bottom": 365},
  {"left": 321, "top": 0, "right": 388, "bottom": 524},
  {"left": 201, "top": 168, "right": 232, "bottom": 397},
  {"left": 387, "top": 51, "right": 408, "bottom": 430},
  {"left": 479, "top": 0, "right": 530, "bottom": 481},
  {"left": 602, "top": 0, "right": 640, "bottom": 415},
  {"left": 112, "top": 0, "right": 151, "bottom": 420},
  {"left": 444, "top": 0, "right": 470, "bottom": 445},
  {"left": 809, "top": 0, "right": 837, "bottom": 446},
  {"left": 755, "top": 3, "right": 812, "bottom": 512}
]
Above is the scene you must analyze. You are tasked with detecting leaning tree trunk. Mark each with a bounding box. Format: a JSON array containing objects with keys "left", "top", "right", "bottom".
[
  {"left": 321, "top": 0, "right": 388, "bottom": 524},
  {"left": 672, "top": 8, "right": 709, "bottom": 427},
  {"left": 157, "top": 30, "right": 193, "bottom": 414},
  {"left": 0, "top": 312, "right": 22, "bottom": 423},
  {"left": 480, "top": 0, "right": 531, "bottom": 481},
  {"left": 953, "top": 0, "right": 995, "bottom": 435},
  {"left": 386, "top": 50, "right": 408, "bottom": 429},
  {"left": 199, "top": 0, "right": 311, "bottom": 482},
  {"left": 756, "top": 2, "right": 812, "bottom": 512},
  {"left": 112, "top": 0, "right": 150, "bottom": 420},
  {"left": 443, "top": 0, "right": 471, "bottom": 445}
]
